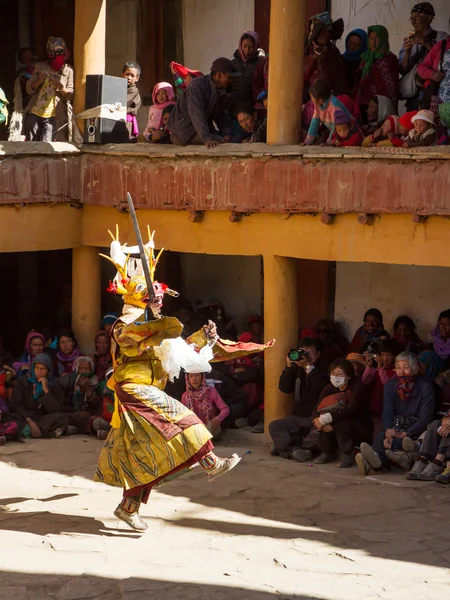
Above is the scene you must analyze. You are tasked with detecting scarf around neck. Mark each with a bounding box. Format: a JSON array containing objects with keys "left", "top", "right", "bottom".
[
  {"left": 28, "top": 353, "right": 53, "bottom": 401},
  {"left": 397, "top": 375, "right": 417, "bottom": 400},
  {"left": 361, "top": 25, "right": 390, "bottom": 78},
  {"left": 183, "top": 373, "right": 214, "bottom": 424},
  {"left": 57, "top": 347, "right": 81, "bottom": 375},
  {"left": 431, "top": 325, "right": 450, "bottom": 359},
  {"left": 238, "top": 30, "right": 260, "bottom": 63}
]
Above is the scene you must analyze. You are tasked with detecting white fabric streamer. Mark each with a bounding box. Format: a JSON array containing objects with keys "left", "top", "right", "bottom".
[{"left": 154, "top": 337, "right": 213, "bottom": 381}]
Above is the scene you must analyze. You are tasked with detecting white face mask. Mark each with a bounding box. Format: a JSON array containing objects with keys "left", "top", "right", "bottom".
[{"left": 331, "top": 375, "right": 346, "bottom": 388}]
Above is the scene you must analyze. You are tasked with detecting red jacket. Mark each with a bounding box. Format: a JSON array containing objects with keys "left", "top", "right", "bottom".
[
  {"left": 331, "top": 127, "right": 363, "bottom": 147},
  {"left": 418, "top": 38, "right": 450, "bottom": 81}
]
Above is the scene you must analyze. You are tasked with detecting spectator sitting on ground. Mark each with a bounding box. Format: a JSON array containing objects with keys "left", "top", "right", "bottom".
[
  {"left": 346, "top": 353, "right": 367, "bottom": 378},
  {"left": 9, "top": 353, "right": 70, "bottom": 439},
  {"left": 93, "top": 331, "right": 112, "bottom": 385},
  {"left": 393, "top": 315, "right": 424, "bottom": 354},
  {"left": 101, "top": 313, "right": 117, "bottom": 336},
  {"left": 122, "top": 61, "right": 142, "bottom": 139},
  {"left": 233, "top": 104, "right": 262, "bottom": 142},
  {"left": 329, "top": 110, "right": 363, "bottom": 146},
  {"left": 269, "top": 337, "right": 329, "bottom": 462},
  {"left": 362, "top": 338, "right": 401, "bottom": 438},
  {"left": 59, "top": 356, "right": 101, "bottom": 435},
  {"left": 356, "top": 351, "right": 435, "bottom": 476},
  {"left": 146, "top": 105, "right": 174, "bottom": 144},
  {"left": 313, "top": 358, "right": 373, "bottom": 468},
  {"left": 13, "top": 331, "right": 46, "bottom": 377},
  {"left": 316, "top": 318, "right": 348, "bottom": 362},
  {"left": 181, "top": 372, "right": 230, "bottom": 440},
  {"left": 25, "top": 36, "right": 74, "bottom": 142},
  {"left": 143, "top": 81, "right": 176, "bottom": 140},
  {"left": 347, "top": 308, "right": 389, "bottom": 353},
  {"left": 168, "top": 57, "right": 236, "bottom": 148},
  {"left": 304, "top": 80, "right": 354, "bottom": 145},
  {"left": 405, "top": 109, "right": 437, "bottom": 147},
  {"left": 399, "top": 2, "right": 448, "bottom": 111},
  {"left": 207, "top": 367, "right": 250, "bottom": 430},
  {"left": 55, "top": 329, "right": 81, "bottom": 377},
  {"left": 419, "top": 309, "right": 450, "bottom": 381},
  {"left": 406, "top": 413, "right": 450, "bottom": 482}
]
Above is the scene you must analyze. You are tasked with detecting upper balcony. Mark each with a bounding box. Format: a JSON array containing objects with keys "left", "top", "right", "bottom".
[{"left": 1, "top": 141, "right": 449, "bottom": 219}]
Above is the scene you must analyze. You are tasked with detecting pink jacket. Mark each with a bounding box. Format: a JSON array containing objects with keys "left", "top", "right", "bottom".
[
  {"left": 143, "top": 82, "right": 176, "bottom": 135},
  {"left": 417, "top": 38, "right": 450, "bottom": 81}
]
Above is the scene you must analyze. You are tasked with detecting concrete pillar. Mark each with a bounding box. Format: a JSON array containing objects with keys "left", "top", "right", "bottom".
[
  {"left": 73, "top": 0, "right": 106, "bottom": 120},
  {"left": 263, "top": 255, "right": 299, "bottom": 431},
  {"left": 72, "top": 246, "right": 101, "bottom": 354},
  {"left": 267, "top": 0, "right": 306, "bottom": 144}
]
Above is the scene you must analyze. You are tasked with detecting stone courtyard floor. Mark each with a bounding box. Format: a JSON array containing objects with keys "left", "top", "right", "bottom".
[{"left": 0, "top": 429, "right": 449, "bottom": 600}]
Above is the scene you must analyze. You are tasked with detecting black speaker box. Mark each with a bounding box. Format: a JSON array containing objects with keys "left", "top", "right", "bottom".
[{"left": 84, "top": 74, "right": 129, "bottom": 143}]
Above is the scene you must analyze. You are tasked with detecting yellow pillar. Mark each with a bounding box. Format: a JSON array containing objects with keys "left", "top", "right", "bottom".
[
  {"left": 72, "top": 246, "right": 101, "bottom": 354},
  {"left": 73, "top": 0, "right": 106, "bottom": 120},
  {"left": 267, "top": 0, "right": 306, "bottom": 144},
  {"left": 263, "top": 255, "right": 299, "bottom": 430}
]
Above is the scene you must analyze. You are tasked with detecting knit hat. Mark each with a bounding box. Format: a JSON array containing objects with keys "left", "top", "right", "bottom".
[
  {"left": 346, "top": 353, "right": 366, "bottom": 367},
  {"left": 385, "top": 115, "right": 399, "bottom": 134},
  {"left": 399, "top": 111, "right": 418, "bottom": 131},
  {"left": 411, "top": 3, "right": 435, "bottom": 17},
  {"left": 334, "top": 110, "right": 352, "bottom": 126},
  {"left": 412, "top": 109, "right": 435, "bottom": 125}
]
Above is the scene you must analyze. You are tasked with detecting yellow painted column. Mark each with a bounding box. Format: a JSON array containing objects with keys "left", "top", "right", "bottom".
[
  {"left": 73, "top": 0, "right": 106, "bottom": 121},
  {"left": 72, "top": 246, "right": 101, "bottom": 354},
  {"left": 263, "top": 255, "right": 299, "bottom": 431},
  {"left": 267, "top": 0, "right": 306, "bottom": 144}
]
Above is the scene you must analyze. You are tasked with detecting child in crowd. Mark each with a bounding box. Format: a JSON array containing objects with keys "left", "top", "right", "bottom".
[
  {"left": 249, "top": 90, "right": 268, "bottom": 143},
  {"left": 387, "top": 111, "right": 417, "bottom": 147},
  {"left": 143, "top": 82, "right": 176, "bottom": 139},
  {"left": 181, "top": 372, "right": 230, "bottom": 440},
  {"left": 304, "top": 80, "right": 354, "bottom": 145},
  {"left": 101, "top": 313, "right": 117, "bottom": 336},
  {"left": 405, "top": 110, "right": 437, "bottom": 147},
  {"left": 170, "top": 61, "right": 203, "bottom": 95},
  {"left": 122, "top": 61, "right": 142, "bottom": 139},
  {"left": 329, "top": 110, "right": 363, "bottom": 146},
  {"left": 147, "top": 105, "right": 174, "bottom": 143},
  {"left": 363, "top": 115, "right": 399, "bottom": 146},
  {"left": 362, "top": 339, "right": 400, "bottom": 438}
]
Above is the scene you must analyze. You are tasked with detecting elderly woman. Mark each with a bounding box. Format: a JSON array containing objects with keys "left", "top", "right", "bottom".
[
  {"left": 304, "top": 12, "right": 348, "bottom": 100},
  {"left": 356, "top": 352, "right": 435, "bottom": 476},
  {"left": 399, "top": 2, "right": 448, "bottom": 110},
  {"left": 9, "top": 353, "right": 70, "bottom": 438},
  {"left": 355, "top": 26, "right": 399, "bottom": 118},
  {"left": 347, "top": 308, "right": 390, "bottom": 354},
  {"left": 313, "top": 359, "right": 372, "bottom": 468}
]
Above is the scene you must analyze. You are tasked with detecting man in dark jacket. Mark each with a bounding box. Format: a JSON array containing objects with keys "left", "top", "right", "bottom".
[
  {"left": 169, "top": 57, "right": 236, "bottom": 148},
  {"left": 268, "top": 338, "right": 330, "bottom": 461}
]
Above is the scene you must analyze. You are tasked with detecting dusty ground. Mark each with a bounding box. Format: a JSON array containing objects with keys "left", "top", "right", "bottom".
[{"left": 0, "top": 429, "right": 449, "bottom": 600}]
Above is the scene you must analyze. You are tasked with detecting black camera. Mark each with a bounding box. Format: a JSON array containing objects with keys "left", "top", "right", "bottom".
[{"left": 288, "top": 349, "right": 308, "bottom": 362}]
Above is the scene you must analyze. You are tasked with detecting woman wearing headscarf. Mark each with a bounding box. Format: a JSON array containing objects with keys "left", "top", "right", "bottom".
[
  {"left": 355, "top": 26, "right": 399, "bottom": 119},
  {"left": 55, "top": 329, "right": 81, "bottom": 377},
  {"left": 230, "top": 30, "right": 265, "bottom": 111},
  {"left": 362, "top": 94, "right": 396, "bottom": 136},
  {"left": 342, "top": 29, "right": 368, "bottom": 90},
  {"left": 13, "top": 331, "right": 46, "bottom": 376},
  {"left": 304, "top": 12, "right": 349, "bottom": 100},
  {"left": 399, "top": 3, "right": 448, "bottom": 111},
  {"left": 9, "top": 353, "right": 70, "bottom": 438},
  {"left": 25, "top": 36, "right": 74, "bottom": 142}
]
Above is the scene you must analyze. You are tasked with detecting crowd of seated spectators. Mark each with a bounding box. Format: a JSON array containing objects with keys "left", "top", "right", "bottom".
[{"left": 3, "top": 3, "right": 450, "bottom": 149}]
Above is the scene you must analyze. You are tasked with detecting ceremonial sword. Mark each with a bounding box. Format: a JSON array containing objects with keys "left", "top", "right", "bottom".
[{"left": 126, "top": 192, "right": 156, "bottom": 303}]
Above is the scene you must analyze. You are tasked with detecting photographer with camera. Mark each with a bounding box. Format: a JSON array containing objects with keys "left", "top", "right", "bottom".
[{"left": 269, "top": 337, "right": 329, "bottom": 462}]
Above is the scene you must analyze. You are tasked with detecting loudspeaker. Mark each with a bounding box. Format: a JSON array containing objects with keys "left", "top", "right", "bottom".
[{"left": 84, "top": 74, "right": 129, "bottom": 143}]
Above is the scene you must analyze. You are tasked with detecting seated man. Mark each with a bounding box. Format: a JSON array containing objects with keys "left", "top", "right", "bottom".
[
  {"left": 168, "top": 57, "right": 236, "bottom": 148},
  {"left": 405, "top": 416, "right": 450, "bottom": 482},
  {"left": 268, "top": 338, "right": 329, "bottom": 461},
  {"left": 356, "top": 351, "right": 435, "bottom": 476}
]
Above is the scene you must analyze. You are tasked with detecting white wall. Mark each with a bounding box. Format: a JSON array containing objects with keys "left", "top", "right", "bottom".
[
  {"left": 182, "top": 0, "right": 255, "bottom": 74},
  {"left": 332, "top": 0, "right": 449, "bottom": 56},
  {"left": 335, "top": 262, "right": 450, "bottom": 341},
  {"left": 180, "top": 253, "right": 262, "bottom": 333},
  {"left": 106, "top": 0, "right": 138, "bottom": 76}
]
